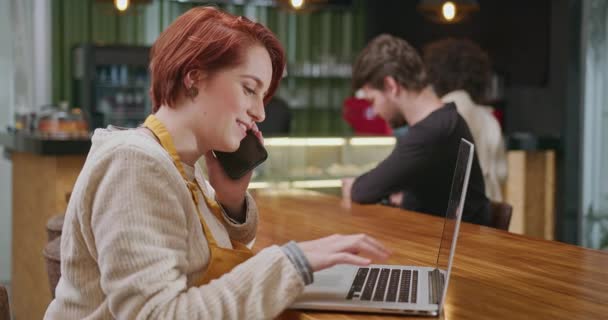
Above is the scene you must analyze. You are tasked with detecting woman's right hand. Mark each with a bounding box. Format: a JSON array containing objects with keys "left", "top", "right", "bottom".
[{"left": 297, "top": 234, "right": 391, "bottom": 272}]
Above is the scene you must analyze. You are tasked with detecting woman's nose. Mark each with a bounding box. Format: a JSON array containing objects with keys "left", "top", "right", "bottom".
[{"left": 248, "top": 99, "right": 266, "bottom": 123}]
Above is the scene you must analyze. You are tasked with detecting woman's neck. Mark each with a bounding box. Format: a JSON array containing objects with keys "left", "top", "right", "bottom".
[{"left": 153, "top": 106, "right": 208, "bottom": 166}]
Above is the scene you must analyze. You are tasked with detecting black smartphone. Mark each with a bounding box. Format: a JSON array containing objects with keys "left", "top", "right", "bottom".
[{"left": 214, "top": 130, "right": 268, "bottom": 180}]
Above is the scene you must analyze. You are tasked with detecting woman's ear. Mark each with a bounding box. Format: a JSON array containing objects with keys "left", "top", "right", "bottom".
[
  {"left": 184, "top": 69, "right": 204, "bottom": 89},
  {"left": 184, "top": 69, "right": 205, "bottom": 99}
]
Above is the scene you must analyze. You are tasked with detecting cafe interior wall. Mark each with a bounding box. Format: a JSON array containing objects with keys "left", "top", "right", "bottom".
[
  {"left": 52, "top": 0, "right": 367, "bottom": 136},
  {"left": 49, "top": 0, "right": 590, "bottom": 245},
  {"left": 45, "top": 0, "right": 594, "bottom": 247}
]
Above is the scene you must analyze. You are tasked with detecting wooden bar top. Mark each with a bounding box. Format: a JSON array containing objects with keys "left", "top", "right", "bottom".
[{"left": 251, "top": 189, "right": 608, "bottom": 320}]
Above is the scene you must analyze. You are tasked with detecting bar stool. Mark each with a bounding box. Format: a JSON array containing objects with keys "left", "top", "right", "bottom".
[
  {"left": 46, "top": 214, "right": 65, "bottom": 243},
  {"left": 0, "top": 284, "right": 10, "bottom": 320},
  {"left": 489, "top": 201, "right": 513, "bottom": 231},
  {"left": 43, "top": 236, "right": 61, "bottom": 298},
  {"left": 42, "top": 191, "right": 70, "bottom": 299}
]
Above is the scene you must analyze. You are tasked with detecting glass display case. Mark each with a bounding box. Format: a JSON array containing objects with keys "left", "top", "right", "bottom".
[
  {"left": 199, "top": 136, "right": 396, "bottom": 193},
  {"left": 72, "top": 44, "right": 151, "bottom": 130}
]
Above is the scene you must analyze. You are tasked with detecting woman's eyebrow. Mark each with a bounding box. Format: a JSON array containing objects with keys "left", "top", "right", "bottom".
[{"left": 240, "top": 75, "right": 263, "bottom": 88}]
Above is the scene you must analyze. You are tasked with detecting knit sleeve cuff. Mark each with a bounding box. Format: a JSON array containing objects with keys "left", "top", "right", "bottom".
[
  {"left": 280, "top": 241, "right": 314, "bottom": 285},
  {"left": 219, "top": 192, "right": 258, "bottom": 244},
  {"left": 219, "top": 192, "right": 254, "bottom": 225}
]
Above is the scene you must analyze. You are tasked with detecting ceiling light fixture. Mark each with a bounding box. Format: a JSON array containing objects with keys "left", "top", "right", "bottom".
[
  {"left": 290, "top": 0, "right": 304, "bottom": 9},
  {"left": 417, "top": 0, "right": 479, "bottom": 24},
  {"left": 442, "top": 1, "right": 456, "bottom": 21},
  {"left": 96, "top": 0, "right": 151, "bottom": 14},
  {"left": 114, "top": 0, "right": 129, "bottom": 11}
]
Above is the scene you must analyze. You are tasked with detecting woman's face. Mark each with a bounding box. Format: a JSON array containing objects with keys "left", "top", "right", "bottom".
[{"left": 192, "top": 44, "right": 272, "bottom": 152}]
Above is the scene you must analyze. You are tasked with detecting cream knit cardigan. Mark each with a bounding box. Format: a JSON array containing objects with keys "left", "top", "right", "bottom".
[
  {"left": 44, "top": 128, "right": 304, "bottom": 319},
  {"left": 442, "top": 90, "right": 508, "bottom": 202}
]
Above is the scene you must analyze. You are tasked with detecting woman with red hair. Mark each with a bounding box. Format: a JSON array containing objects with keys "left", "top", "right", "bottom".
[{"left": 45, "top": 7, "right": 389, "bottom": 319}]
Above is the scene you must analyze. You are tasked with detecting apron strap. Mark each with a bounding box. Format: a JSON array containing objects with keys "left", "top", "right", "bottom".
[
  {"left": 143, "top": 115, "right": 220, "bottom": 247},
  {"left": 143, "top": 114, "right": 254, "bottom": 286}
]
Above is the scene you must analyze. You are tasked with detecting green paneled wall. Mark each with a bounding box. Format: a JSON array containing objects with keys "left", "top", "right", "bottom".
[
  {"left": 51, "top": 0, "right": 196, "bottom": 105},
  {"left": 52, "top": 0, "right": 365, "bottom": 136},
  {"left": 52, "top": 0, "right": 145, "bottom": 106}
]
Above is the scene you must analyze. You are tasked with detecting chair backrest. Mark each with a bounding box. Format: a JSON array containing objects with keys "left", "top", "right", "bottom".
[
  {"left": 0, "top": 285, "right": 10, "bottom": 320},
  {"left": 43, "top": 236, "right": 62, "bottom": 298},
  {"left": 489, "top": 201, "right": 513, "bottom": 231}
]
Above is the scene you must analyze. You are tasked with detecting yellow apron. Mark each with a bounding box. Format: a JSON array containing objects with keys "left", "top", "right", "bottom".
[{"left": 143, "top": 115, "right": 254, "bottom": 286}]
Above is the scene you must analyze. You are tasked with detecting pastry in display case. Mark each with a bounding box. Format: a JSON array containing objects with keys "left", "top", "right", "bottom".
[{"left": 250, "top": 137, "right": 396, "bottom": 192}]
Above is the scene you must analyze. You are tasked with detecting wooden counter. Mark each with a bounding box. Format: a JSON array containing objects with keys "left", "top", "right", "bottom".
[
  {"left": 0, "top": 132, "right": 567, "bottom": 319},
  {"left": 10, "top": 151, "right": 86, "bottom": 320},
  {"left": 251, "top": 189, "right": 608, "bottom": 320},
  {"left": 0, "top": 132, "right": 89, "bottom": 319}
]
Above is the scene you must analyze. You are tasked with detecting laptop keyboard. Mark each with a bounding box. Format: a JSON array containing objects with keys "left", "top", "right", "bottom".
[{"left": 346, "top": 268, "right": 418, "bottom": 303}]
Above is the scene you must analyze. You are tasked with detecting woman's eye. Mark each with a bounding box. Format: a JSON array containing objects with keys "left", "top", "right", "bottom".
[{"left": 244, "top": 86, "right": 256, "bottom": 95}]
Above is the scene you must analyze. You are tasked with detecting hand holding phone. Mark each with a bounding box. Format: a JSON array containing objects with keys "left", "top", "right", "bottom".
[{"left": 214, "top": 130, "right": 268, "bottom": 180}]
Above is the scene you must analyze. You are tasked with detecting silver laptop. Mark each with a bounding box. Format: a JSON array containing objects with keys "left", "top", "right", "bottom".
[{"left": 289, "top": 139, "right": 475, "bottom": 317}]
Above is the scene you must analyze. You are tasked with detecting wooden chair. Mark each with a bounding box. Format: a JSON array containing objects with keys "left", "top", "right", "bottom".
[
  {"left": 0, "top": 284, "right": 10, "bottom": 320},
  {"left": 489, "top": 201, "right": 513, "bottom": 231},
  {"left": 44, "top": 208, "right": 67, "bottom": 299},
  {"left": 45, "top": 192, "right": 70, "bottom": 242},
  {"left": 43, "top": 236, "right": 62, "bottom": 298}
]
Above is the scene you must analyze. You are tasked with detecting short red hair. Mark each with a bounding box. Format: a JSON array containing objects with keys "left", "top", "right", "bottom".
[{"left": 149, "top": 7, "right": 286, "bottom": 112}]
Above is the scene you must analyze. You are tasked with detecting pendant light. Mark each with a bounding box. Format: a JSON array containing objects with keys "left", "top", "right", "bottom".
[
  {"left": 115, "top": 0, "right": 129, "bottom": 11},
  {"left": 417, "top": 0, "right": 479, "bottom": 24},
  {"left": 95, "top": 0, "right": 152, "bottom": 13}
]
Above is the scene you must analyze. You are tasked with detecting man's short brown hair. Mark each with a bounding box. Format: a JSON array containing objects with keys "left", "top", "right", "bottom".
[{"left": 352, "top": 34, "right": 428, "bottom": 92}]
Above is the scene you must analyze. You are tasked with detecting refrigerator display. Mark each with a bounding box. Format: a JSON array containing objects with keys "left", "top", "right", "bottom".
[{"left": 73, "top": 44, "right": 150, "bottom": 129}]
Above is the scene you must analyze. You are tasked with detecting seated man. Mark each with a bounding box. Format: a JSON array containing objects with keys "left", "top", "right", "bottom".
[{"left": 342, "top": 34, "right": 490, "bottom": 226}]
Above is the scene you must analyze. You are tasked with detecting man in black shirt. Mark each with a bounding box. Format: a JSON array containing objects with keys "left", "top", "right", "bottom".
[{"left": 343, "top": 34, "right": 490, "bottom": 226}]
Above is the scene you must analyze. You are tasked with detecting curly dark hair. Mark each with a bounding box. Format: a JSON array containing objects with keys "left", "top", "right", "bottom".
[
  {"left": 423, "top": 38, "right": 491, "bottom": 104},
  {"left": 352, "top": 34, "right": 428, "bottom": 92}
]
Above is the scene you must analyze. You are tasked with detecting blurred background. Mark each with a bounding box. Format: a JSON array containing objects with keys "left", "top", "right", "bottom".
[{"left": 0, "top": 1, "right": 607, "bottom": 315}]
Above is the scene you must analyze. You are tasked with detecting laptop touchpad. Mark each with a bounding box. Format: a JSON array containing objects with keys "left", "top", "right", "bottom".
[{"left": 302, "top": 264, "right": 358, "bottom": 298}]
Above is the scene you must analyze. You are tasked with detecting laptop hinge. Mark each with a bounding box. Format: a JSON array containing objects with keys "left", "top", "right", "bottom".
[{"left": 428, "top": 269, "right": 443, "bottom": 304}]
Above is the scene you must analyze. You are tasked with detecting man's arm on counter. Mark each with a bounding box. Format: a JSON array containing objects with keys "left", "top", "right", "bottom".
[{"left": 350, "top": 136, "right": 433, "bottom": 204}]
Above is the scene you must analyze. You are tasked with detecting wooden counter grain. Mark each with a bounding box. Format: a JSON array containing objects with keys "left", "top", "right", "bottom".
[
  {"left": 11, "top": 152, "right": 86, "bottom": 320},
  {"left": 251, "top": 190, "right": 608, "bottom": 320}
]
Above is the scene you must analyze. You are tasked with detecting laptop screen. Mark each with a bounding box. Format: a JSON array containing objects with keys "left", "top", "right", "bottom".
[{"left": 435, "top": 139, "right": 474, "bottom": 310}]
